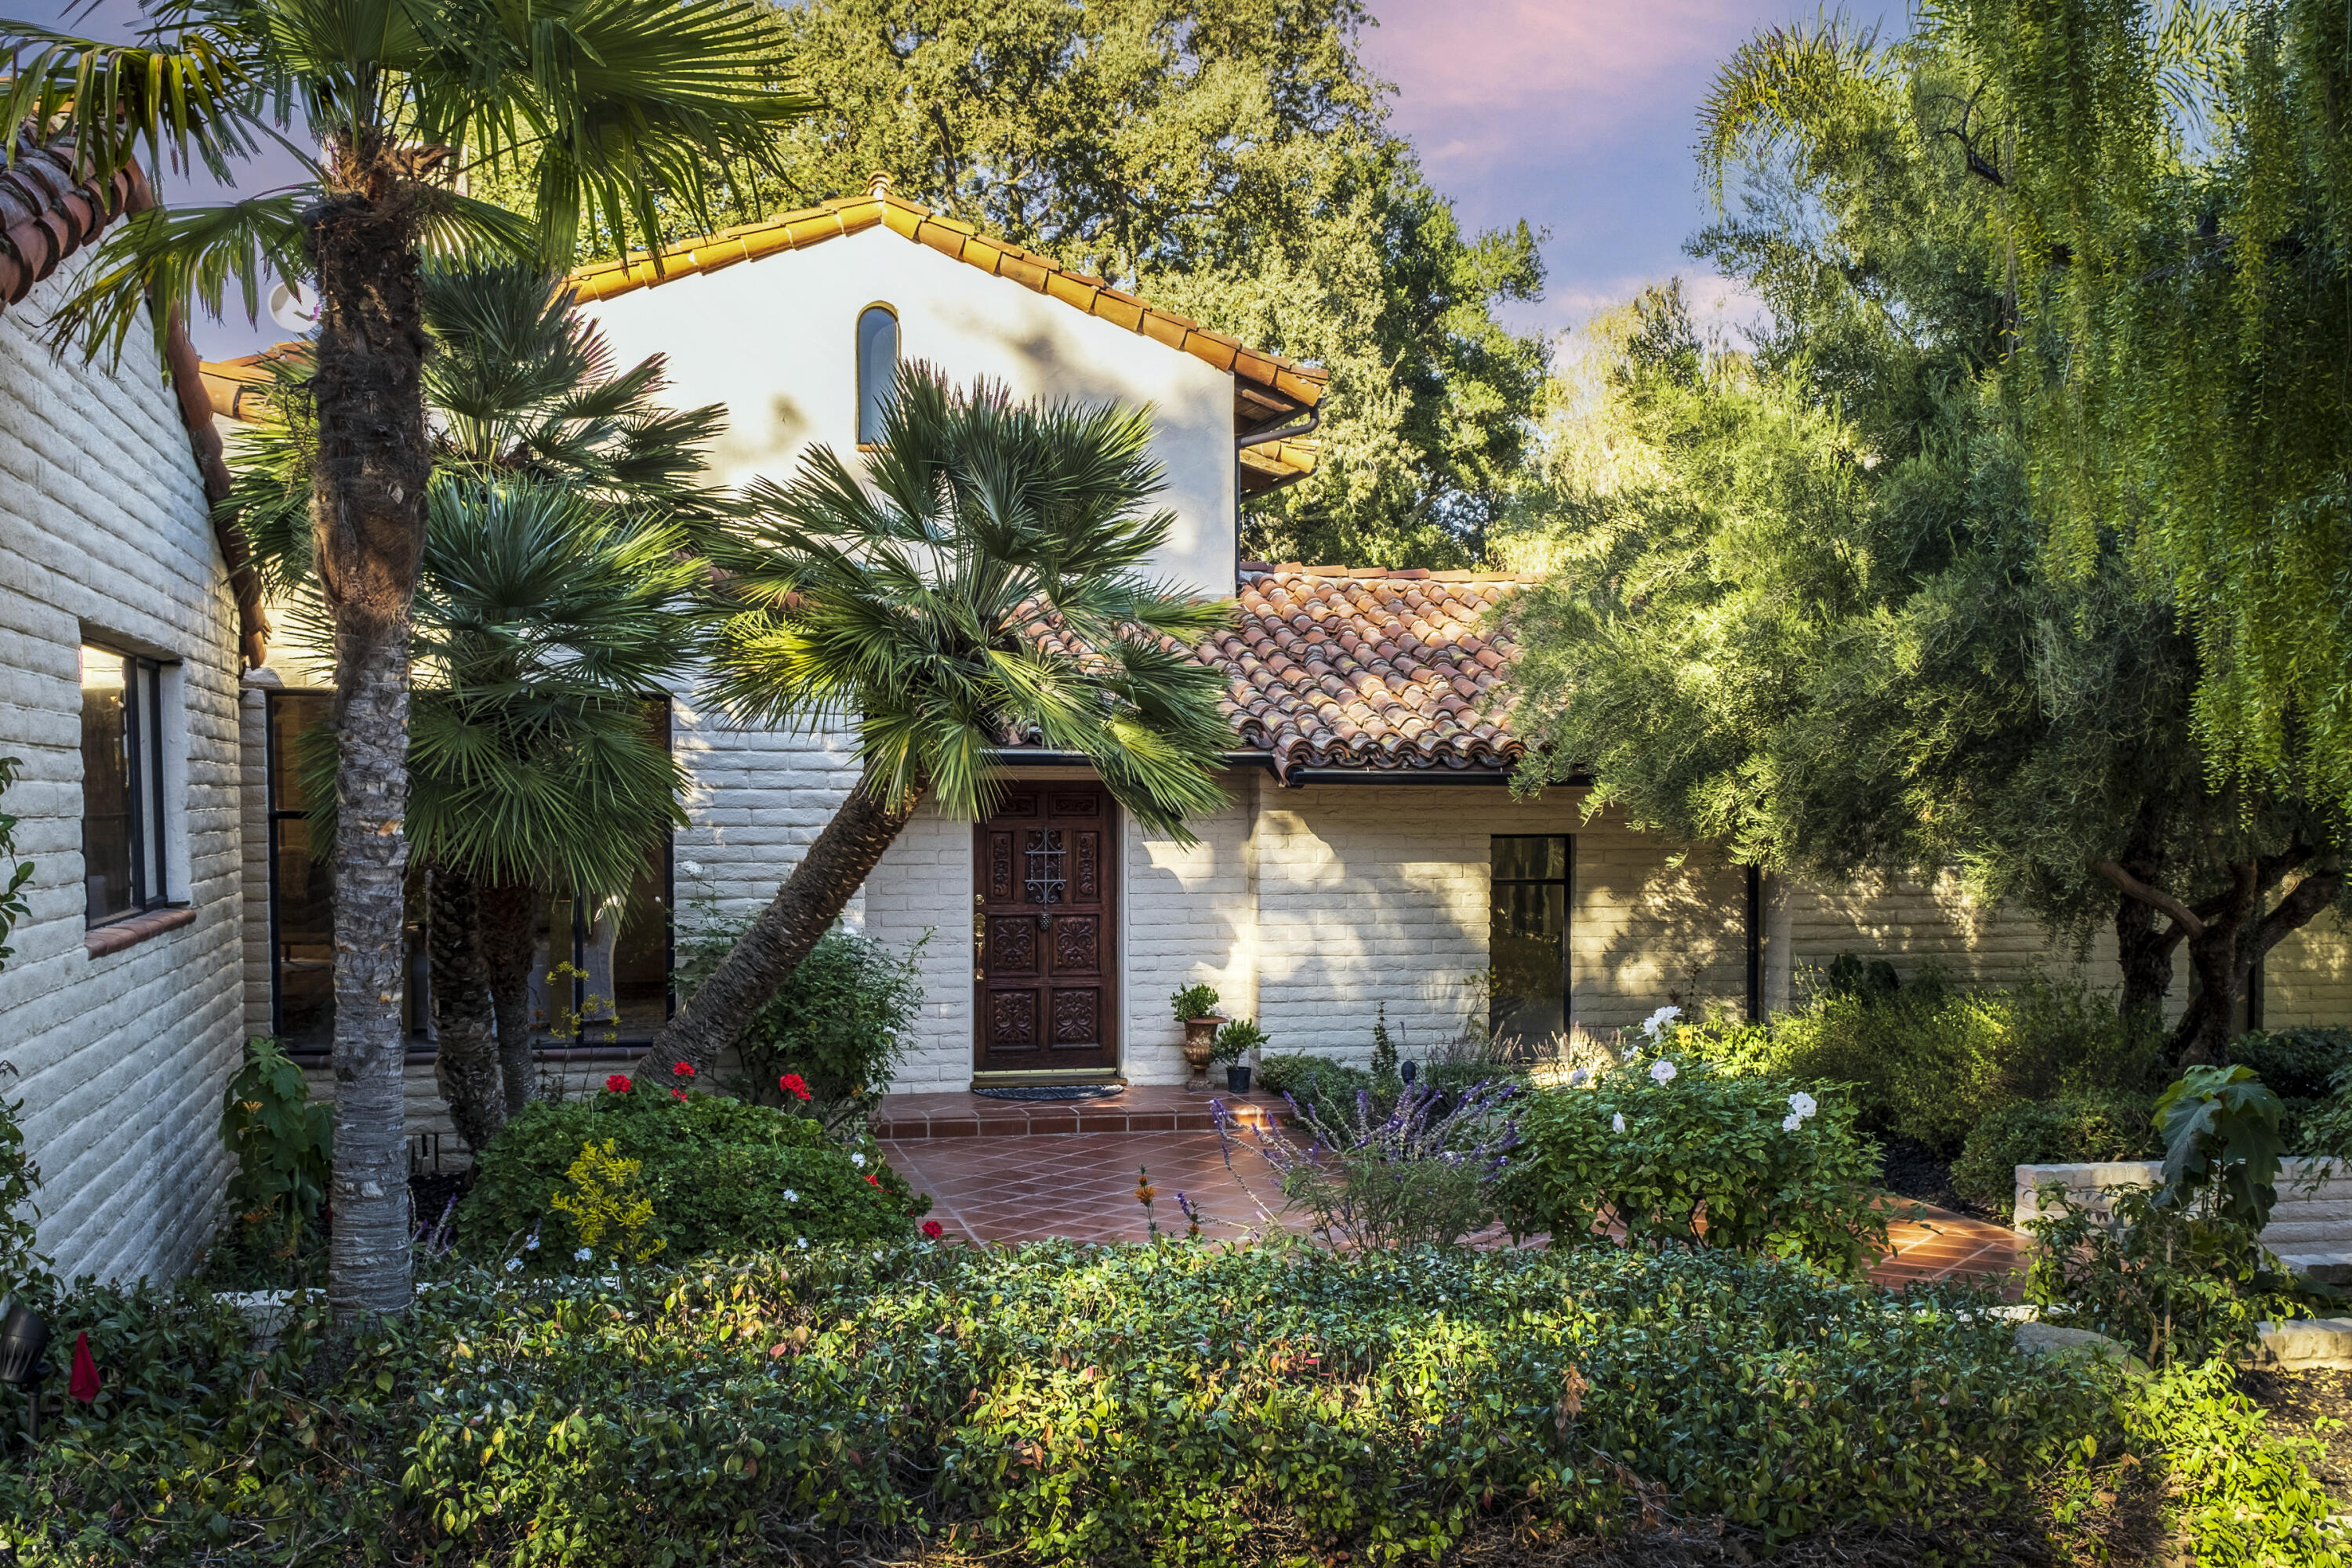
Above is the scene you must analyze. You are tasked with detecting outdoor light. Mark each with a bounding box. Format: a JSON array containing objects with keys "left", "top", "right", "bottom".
[{"left": 0, "top": 1297, "right": 51, "bottom": 1444}]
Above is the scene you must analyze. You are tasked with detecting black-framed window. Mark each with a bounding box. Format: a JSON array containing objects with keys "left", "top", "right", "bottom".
[
  {"left": 266, "top": 691, "right": 337, "bottom": 1047},
  {"left": 264, "top": 689, "right": 674, "bottom": 1053},
  {"left": 1490, "top": 834, "right": 1573, "bottom": 1047},
  {"left": 81, "top": 644, "right": 172, "bottom": 924},
  {"left": 855, "top": 303, "right": 898, "bottom": 446}
]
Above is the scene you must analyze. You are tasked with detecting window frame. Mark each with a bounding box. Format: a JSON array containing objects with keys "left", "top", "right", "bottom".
[
  {"left": 1488, "top": 833, "right": 1574, "bottom": 1044},
  {"left": 264, "top": 689, "right": 677, "bottom": 1055},
  {"left": 855, "top": 302, "right": 900, "bottom": 449},
  {"left": 81, "top": 643, "right": 175, "bottom": 927}
]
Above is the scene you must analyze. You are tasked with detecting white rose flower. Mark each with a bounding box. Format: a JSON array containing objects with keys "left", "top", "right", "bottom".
[
  {"left": 1648, "top": 1058, "right": 1678, "bottom": 1084},
  {"left": 1782, "top": 1113, "right": 1804, "bottom": 1132},
  {"left": 575, "top": 1247, "right": 593, "bottom": 1262},
  {"left": 1612, "top": 1112, "right": 1627, "bottom": 1134},
  {"left": 1788, "top": 1091, "right": 1818, "bottom": 1120},
  {"left": 1642, "top": 1004, "right": 1682, "bottom": 1039},
  {"left": 796, "top": 1236, "right": 809, "bottom": 1250},
  {"left": 851, "top": 1152, "right": 866, "bottom": 1167},
  {"left": 782, "top": 1188, "right": 799, "bottom": 1203}
]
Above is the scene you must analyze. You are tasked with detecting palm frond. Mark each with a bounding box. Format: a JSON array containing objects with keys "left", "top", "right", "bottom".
[
  {"left": 707, "top": 361, "right": 1236, "bottom": 843},
  {"left": 40, "top": 192, "right": 309, "bottom": 366},
  {"left": 1697, "top": 15, "right": 1896, "bottom": 205}
]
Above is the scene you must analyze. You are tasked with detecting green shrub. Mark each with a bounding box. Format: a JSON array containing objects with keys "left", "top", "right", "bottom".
[
  {"left": 1257, "top": 1050, "right": 1377, "bottom": 1125},
  {"left": 1504, "top": 1060, "right": 1889, "bottom": 1278},
  {"left": 2021, "top": 1183, "right": 2307, "bottom": 1368},
  {"left": 676, "top": 921, "right": 924, "bottom": 1131},
  {"left": 204, "top": 1036, "right": 335, "bottom": 1288},
  {"left": 1950, "top": 1092, "right": 2161, "bottom": 1214},
  {"left": 2, "top": 1246, "right": 2340, "bottom": 1566},
  {"left": 458, "top": 1081, "right": 923, "bottom": 1265},
  {"left": 1678, "top": 971, "right": 2164, "bottom": 1154},
  {"left": 2230, "top": 1025, "right": 2352, "bottom": 1100}
]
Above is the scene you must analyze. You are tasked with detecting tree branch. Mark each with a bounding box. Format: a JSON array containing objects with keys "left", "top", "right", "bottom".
[
  {"left": 2092, "top": 858, "right": 2206, "bottom": 937},
  {"left": 2253, "top": 854, "right": 2347, "bottom": 964}
]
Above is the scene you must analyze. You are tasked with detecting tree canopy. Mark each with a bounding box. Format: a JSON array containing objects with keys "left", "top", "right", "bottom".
[{"left": 1501, "top": 10, "right": 2350, "bottom": 1065}]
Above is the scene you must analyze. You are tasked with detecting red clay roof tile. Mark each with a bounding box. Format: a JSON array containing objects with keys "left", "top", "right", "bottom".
[{"left": 1203, "top": 565, "right": 1534, "bottom": 778}]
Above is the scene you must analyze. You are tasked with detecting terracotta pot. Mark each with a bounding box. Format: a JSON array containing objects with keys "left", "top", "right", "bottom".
[{"left": 1180, "top": 1016, "right": 1224, "bottom": 1090}]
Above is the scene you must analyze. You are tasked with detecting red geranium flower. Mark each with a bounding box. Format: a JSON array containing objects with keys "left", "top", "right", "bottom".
[
  {"left": 671, "top": 1088, "right": 688, "bottom": 1101},
  {"left": 604, "top": 1073, "right": 632, "bottom": 1094},
  {"left": 865, "top": 1172, "right": 879, "bottom": 1186},
  {"left": 779, "top": 1073, "right": 812, "bottom": 1102},
  {"left": 921, "top": 1219, "right": 944, "bottom": 1241},
  {"left": 671, "top": 1061, "right": 695, "bottom": 1078}
]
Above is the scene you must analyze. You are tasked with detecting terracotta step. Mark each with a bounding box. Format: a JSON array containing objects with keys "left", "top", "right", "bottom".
[{"left": 872, "top": 1083, "right": 1288, "bottom": 1140}]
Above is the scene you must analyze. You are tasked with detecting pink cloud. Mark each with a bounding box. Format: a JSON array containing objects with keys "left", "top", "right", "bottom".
[{"left": 1362, "top": 0, "right": 1762, "bottom": 119}]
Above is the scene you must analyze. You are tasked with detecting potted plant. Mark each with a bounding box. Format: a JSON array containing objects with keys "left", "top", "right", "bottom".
[
  {"left": 1171, "top": 983, "right": 1223, "bottom": 1091},
  {"left": 1213, "top": 1018, "right": 1267, "bottom": 1094}
]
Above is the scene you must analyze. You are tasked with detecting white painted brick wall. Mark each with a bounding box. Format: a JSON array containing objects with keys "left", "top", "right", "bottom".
[
  {"left": 865, "top": 801, "right": 975, "bottom": 1092},
  {"left": 0, "top": 267, "right": 246, "bottom": 1283}
]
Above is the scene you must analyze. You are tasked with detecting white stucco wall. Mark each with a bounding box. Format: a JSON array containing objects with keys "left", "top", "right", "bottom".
[
  {"left": 0, "top": 269, "right": 246, "bottom": 1283},
  {"left": 576, "top": 226, "right": 1240, "bottom": 597}
]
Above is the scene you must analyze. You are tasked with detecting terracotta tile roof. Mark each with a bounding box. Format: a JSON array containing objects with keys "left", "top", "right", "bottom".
[
  {"left": 1207, "top": 564, "right": 1534, "bottom": 778},
  {"left": 0, "top": 133, "right": 269, "bottom": 665}
]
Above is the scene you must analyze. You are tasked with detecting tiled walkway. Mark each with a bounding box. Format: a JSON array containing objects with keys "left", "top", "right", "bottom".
[{"left": 882, "top": 1127, "right": 2027, "bottom": 1288}]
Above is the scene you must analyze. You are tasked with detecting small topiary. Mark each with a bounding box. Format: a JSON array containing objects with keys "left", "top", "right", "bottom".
[
  {"left": 458, "top": 1076, "right": 925, "bottom": 1266},
  {"left": 1949, "top": 1092, "right": 2161, "bottom": 1215}
]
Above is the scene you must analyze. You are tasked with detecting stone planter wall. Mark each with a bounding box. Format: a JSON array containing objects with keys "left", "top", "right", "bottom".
[{"left": 2015, "top": 1157, "right": 2352, "bottom": 1282}]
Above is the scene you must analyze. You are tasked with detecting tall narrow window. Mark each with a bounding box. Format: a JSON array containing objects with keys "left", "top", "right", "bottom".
[
  {"left": 81, "top": 644, "right": 171, "bottom": 924},
  {"left": 1490, "top": 835, "right": 1572, "bottom": 1049},
  {"left": 266, "top": 691, "right": 337, "bottom": 1046},
  {"left": 856, "top": 303, "right": 898, "bottom": 446}
]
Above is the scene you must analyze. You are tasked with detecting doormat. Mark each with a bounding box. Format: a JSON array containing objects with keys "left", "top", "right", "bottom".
[{"left": 971, "top": 1084, "right": 1123, "bottom": 1102}]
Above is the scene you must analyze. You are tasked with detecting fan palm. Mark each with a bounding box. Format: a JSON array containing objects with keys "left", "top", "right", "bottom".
[
  {"left": 644, "top": 365, "right": 1236, "bottom": 1075},
  {"left": 237, "top": 263, "right": 707, "bottom": 1156},
  {"left": 0, "top": 0, "right": 804, "bottom": 1316}
]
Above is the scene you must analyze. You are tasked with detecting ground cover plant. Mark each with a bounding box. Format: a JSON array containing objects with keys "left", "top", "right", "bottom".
[
  {"left": 4, "top": 1240, "right": 2323, "bottom": 1566},
  {"left": 456, "top": 1075, "right": 923, "bottom": 1265}
]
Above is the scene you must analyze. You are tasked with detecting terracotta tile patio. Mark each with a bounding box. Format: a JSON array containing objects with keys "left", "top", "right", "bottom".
[{"left": 882, "top": 1124, "right": 2027, "bottom": 1289}]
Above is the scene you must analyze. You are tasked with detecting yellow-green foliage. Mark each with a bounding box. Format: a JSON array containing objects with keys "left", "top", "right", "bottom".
[{"left": 548, "top": 1140, "right": 664, "bottom": 1265}]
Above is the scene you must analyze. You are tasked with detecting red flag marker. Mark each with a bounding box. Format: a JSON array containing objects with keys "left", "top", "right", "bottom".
[{"left": 67, "top": 1332, "right": 98, "bottom": 1403}]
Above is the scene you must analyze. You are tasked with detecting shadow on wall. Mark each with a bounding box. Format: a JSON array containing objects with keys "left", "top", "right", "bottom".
[
  {"left": 1785, "top": 869, "right": 2100, "bottom": 1006},
  {"left": 1576, "top": 847, "right": 1748, "bottom": 1029}
]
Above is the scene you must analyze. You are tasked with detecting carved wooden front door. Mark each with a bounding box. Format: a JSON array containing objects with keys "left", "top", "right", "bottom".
[{"left": 974, "top": 785, "right": 1117, "bottom": 1073}]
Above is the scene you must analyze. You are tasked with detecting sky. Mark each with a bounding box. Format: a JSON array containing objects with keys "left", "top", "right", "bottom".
[
  {"left": 20, "top": 0, "right": 1908, "bottom": 361},
  {"left": 1359, "top": 0, "right": 1907, "bottom": 342}
]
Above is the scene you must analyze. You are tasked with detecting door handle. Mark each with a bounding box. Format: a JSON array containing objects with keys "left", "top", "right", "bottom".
[
  {"left": 973, "top": 906, "right": 985, "bottom": 980},
  {"left": 1036, "top": 911, "right": 1054, "bottom": 931}
]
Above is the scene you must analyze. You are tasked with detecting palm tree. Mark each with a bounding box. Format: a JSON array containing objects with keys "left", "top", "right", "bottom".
[
  {"left": 0, "top": 1, "right": 808, "bottom": 1318},
  {"left": 232, "top": 264, "right": 710, "bottom": 1152},
  {"left": 644, "top": 366, "right": 1236, "bottom": 1074}
]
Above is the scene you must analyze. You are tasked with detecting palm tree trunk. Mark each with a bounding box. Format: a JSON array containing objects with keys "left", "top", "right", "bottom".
[
  {"left": 310, "top": 190, "right": 433, "bottom": 1324},
  {"left": 480, "top": 880, "right": 540, "bottom": 1114},
  {"left": 428, "top": 867, "right": 506, "bottom": 1153},
  {"left": 641, "top": 784, "right": 921, "bottom": 1075}
]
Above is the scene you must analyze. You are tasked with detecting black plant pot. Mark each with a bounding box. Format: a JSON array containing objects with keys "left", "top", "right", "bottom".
[{"left": 1225, "top": 1065, "right": 1252, "bottom": 1094}]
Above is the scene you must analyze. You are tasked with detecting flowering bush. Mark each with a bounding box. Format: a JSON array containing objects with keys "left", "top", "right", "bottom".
[
  {"left": 459, "top": 1086, "right": 924, "bottom": 1266},
  {"left": 1504, "top": 1058, "right": 1889, "bottom": 1277},
  {"left": 675, "top": 923, "right": 923, "bottom": 1132}
]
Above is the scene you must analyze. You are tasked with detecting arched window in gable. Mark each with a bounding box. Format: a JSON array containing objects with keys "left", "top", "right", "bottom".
[{"left": 856, "top": 304, "right": 899, "bottom": 447}]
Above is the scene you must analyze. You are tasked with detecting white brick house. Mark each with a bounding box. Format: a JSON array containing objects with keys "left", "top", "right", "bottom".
[
  {"left": 0, "top": 144, "right": 270, "bottom": 1281},
  {"left": 194, "top": 183, "right": 2352, "bottom": 1148}
]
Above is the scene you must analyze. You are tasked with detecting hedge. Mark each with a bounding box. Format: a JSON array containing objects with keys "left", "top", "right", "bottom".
[{"left": 1, "top": 1241, "right": 2296, "bottom": 1566}]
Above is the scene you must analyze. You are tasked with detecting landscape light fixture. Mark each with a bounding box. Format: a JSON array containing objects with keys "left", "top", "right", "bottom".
[{"left": 0, "top": 1297, "right": 51, "bottom": 1443}]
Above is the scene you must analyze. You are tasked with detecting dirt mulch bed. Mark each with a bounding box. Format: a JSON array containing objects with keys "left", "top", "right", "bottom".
[{"left": 2241, "top": 1364, "right": 2352, "bottom": 1508}]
